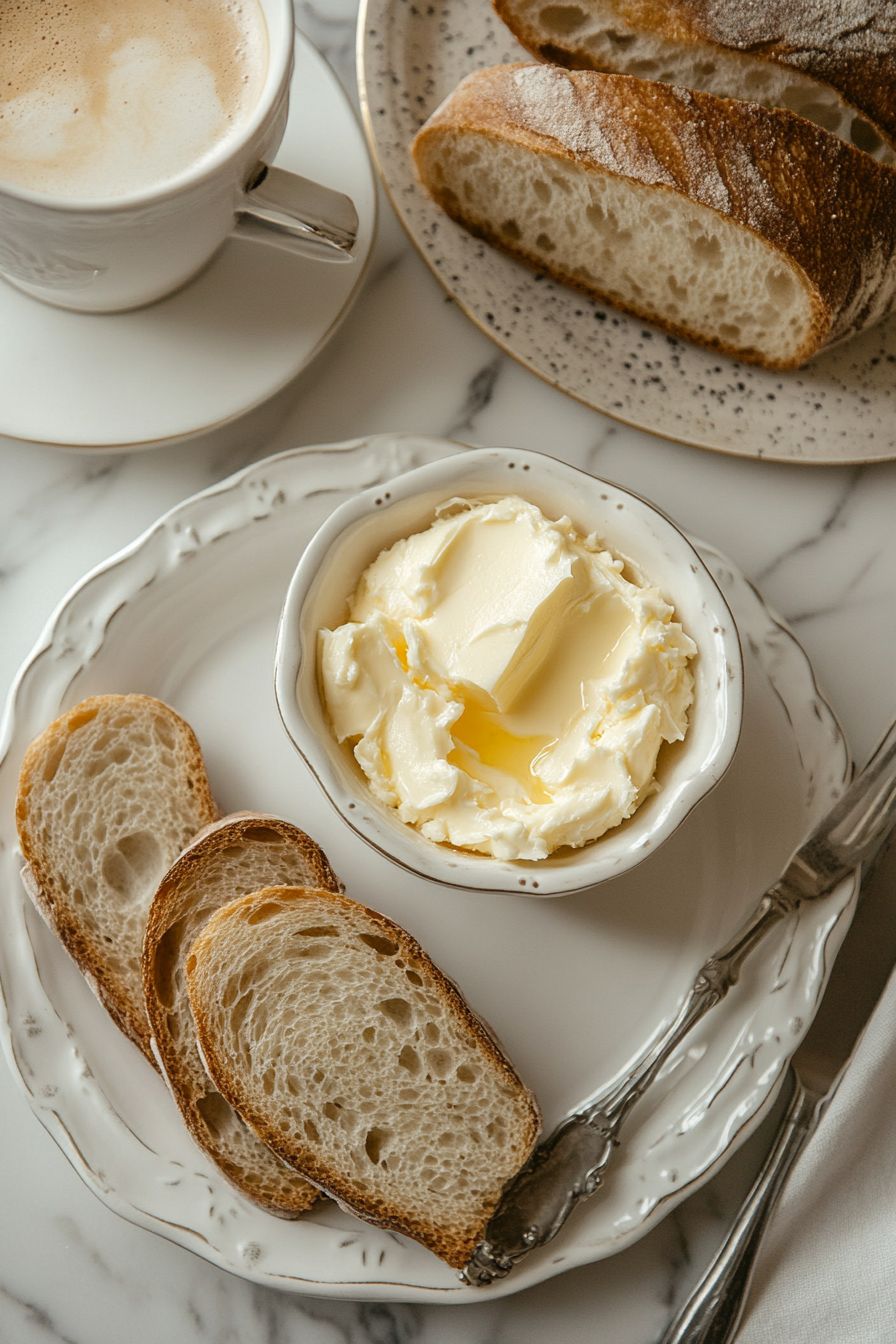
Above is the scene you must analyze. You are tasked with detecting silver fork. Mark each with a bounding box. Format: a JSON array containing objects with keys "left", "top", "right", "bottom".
[
  {"left": 658, "top": 834, "right": 896, "bottom": 1343},
  {"left": 658, "top": 1069, "right": 821, "bottom": 1344},
  {"left": 463, "top": 719, "right": 896, "bottom": 1287}
]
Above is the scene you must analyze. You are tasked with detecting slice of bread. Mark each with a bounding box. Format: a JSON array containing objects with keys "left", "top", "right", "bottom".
[
  {"left": 143, "top": 814, "right": 341, "bottom": 1216},
  {"left": 494, "top": 0, "right": 896, "bottom": 162},
  {"left": 16, "top": 695, "right": 217, "bottom": 1064},
  {"left": 185, "top": 887, "right": 541, "bottom": 1267},
  {"left": 412, "top": 64, "right": 896, "bottom": 369}
]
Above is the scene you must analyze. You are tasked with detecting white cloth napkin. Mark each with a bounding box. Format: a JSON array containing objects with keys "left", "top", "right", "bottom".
[{"left": 738, "top": 964, "right": 896, "bottom": 1342}]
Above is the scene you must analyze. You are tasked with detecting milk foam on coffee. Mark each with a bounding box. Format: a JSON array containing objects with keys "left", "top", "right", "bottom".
[{"left": 0, "top": 0, "right": 268, "bottom": 199}]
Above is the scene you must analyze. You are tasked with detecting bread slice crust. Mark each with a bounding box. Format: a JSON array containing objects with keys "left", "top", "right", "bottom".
[
  {"left": 16, "top": 694, "right": 217, "bottom": 1064},
  {"left": 494, "top": 0, "right": 896, "bottom": 155},
  {"left": 412, "top": 64, "right": 896, "bottom": 368},
  {"left": 143, "top": 814, "right": 341, "bottom": 1216},
  {"left": 186, "top": 886, "right": 541, "bottom": 1267}
]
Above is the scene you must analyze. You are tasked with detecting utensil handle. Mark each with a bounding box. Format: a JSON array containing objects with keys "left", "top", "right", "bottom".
[
  {"left": 621, "top": 717, "right": 896, "bottom": 1125},
  {"left": 235, "top": 165, "right": 358, "bottom": 262},
  {"left": 659, "top": 1073, "right": 822, "bottom": 1344},
  {"left": 463, "top": 719, "right": 896, "bottom": 1288},
  {"left": 789, "top": 719, "right": 896, "bottom": 896},
  {"left": 462, "top": 893, "right": 792, "bottom": 1287}
]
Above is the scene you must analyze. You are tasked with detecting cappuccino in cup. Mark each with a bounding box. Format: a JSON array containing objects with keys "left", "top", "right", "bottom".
[
  {"left": 0, "top": 0, "right": 356, "bottom": 314},
  {"left": 0, "top": 0, "right": 268, "bottom": 199}
]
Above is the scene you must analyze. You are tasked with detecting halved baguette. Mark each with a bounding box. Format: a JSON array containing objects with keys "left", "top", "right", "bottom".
[
  {"left": 412, "top": 64, "right": 896, "bottom": 368},
  {"left": 494, "top": 0, "right": 896, "bottom": 161},
  {"left": 186, "top": 887, "right": 541, "bottom": 1267},
  {"left": 143, "top": 814, "right": 341, "bottom": 1216},
  {"left": 16, "top": 695, "right": 217, "bottom": 1064}
]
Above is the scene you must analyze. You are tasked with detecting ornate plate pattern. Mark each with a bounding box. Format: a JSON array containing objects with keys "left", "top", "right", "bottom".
[
  {"left": 0, "top": 435, "right": 855, "bottom": 1300},
  {"left": 358, "top": 0, "right": 896, "bottom": 464}
]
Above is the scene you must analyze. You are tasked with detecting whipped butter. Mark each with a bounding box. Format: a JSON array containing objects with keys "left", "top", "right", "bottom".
[{"left": 318, "top": 497, "right": 696, "bottom": 861}]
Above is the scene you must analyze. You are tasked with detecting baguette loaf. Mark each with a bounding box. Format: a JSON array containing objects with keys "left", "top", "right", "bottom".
[
  {"left": 16, "top": 695, "right": 217, "bottom": 1064},
  {"left": 494, "top": 0, "right": 896, "bottom": 161},
  {"left": 143, "top": 814, "right": 341, "bottom": 1216},
  {"left": 412, "top": 64, "right": 896, "bottom": 368},
  {"left": 186, "top": 886, "right": 541, "bottom": 1267}
]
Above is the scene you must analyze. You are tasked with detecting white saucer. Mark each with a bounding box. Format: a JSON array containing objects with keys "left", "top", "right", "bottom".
[{"left": 0, "top": 31, "right": 376, "bottom": 453}]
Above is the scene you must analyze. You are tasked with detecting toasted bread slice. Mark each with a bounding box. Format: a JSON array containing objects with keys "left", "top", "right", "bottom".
[
  {"left": 16, "top": 694, "right": 217, "bottom": 1064},
  {"left": 412, "top": 65, "right": 896, "bottom": 369},
  {"left": 186, "top": 887, "right": 541, "bottom": 1267},
  {"left": 494, "top": 0, "right": 896, "bottom": 161},
  {"left": 144, "top": 814, "right": 341, "bottom": 1216}
]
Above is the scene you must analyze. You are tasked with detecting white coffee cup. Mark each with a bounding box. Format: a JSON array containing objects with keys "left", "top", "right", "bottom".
[{"left": 0, "top": 0, "right": 358, "bottom": 313}]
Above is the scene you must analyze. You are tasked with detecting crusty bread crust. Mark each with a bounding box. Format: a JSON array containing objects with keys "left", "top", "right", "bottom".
[
  {"left": 495, "top": 0, "right": 896, "bottom": 151},
  {"left": 186, "top": 886, "right": 541, "bottom": 1267},
  {"left": 16, "top": 695, "right": 217, "bottom": 1065},
  {"left": 143, "top": 814, "right": 341, "bottom": 1216},
  {"left": 412, "top": 64, "right": 896, "bottom": 368}
]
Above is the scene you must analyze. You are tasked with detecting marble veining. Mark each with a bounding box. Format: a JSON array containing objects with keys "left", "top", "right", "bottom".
[
  {"left": 0, "top": 2, "right": 895, "bottom": 1341},
  {"left": 754, "top": 468, "right": 866, "bottom": 586},
  {"left": 444, "top": 355, "right": 503, "bottom": 438}
]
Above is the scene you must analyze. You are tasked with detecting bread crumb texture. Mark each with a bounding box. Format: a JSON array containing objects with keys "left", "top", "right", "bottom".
[
  {"left": 413, "top": 65, "right": 896, "bottom": 367},
  {"left": 16, "top": 694, "right": 217, "bottom": 1061},
  {"left": 186, "top": 887, "right": 540, "bottom": 1266},
  {"left": 494, "top": 0, "right": 896, "bottom": 158},
  {"left": 145, "top": 816, "right": 340, "bottom": 1215}
]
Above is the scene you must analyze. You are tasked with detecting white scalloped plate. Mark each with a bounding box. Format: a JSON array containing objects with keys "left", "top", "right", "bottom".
[
  {"left": 358, "top": 0, "right": 896, "bottom": 464},
  {"left": 0, "top": 435, "right": 855, "bottom": 1301}
]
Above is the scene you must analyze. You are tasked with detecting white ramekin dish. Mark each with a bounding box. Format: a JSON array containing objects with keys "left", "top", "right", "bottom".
[{"left": 274, "top": 446, "right": 743, "bottom": 896}]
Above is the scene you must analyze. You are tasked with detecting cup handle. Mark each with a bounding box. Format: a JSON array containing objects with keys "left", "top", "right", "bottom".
[{"left": 234, "top": 164, "right": 358, "bottom": 263}]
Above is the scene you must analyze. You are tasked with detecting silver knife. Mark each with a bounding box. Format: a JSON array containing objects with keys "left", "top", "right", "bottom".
[
  {"left": 657, "top": 832, "right": 896, "bottom": 1344},
  {"left": 463, "top": 718, "right": 896, "bottom": 1287}
]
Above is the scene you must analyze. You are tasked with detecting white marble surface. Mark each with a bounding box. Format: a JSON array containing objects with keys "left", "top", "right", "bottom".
[{"left": 1, "top": 3, "right": 896, "bottom": 1340}]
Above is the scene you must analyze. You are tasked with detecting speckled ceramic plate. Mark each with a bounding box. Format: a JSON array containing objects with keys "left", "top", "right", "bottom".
[
  {"left": 358, "top": 1, "right": 896, "bottom": 465},
  {"left": 0, "top": 435, "right": 856, "bottom": 1301}
]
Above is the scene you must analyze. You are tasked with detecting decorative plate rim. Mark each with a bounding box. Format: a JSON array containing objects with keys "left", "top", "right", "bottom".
[{"left": 0, "top": 435, "right": 857, "bottom": 1301}]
